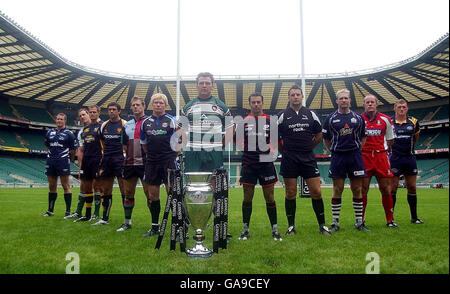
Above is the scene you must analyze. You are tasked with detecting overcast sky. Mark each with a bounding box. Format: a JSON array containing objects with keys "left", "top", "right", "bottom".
[{"left": 1, "top": 0, "right": 449, "bottom": 78}]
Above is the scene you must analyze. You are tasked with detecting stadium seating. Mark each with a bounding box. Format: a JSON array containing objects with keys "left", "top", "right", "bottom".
[
  {"left": 0, "top": 100, "right": 16, "bottom": 118},
  {"left": 12, "top": 104, "right": 54, "bottom": 124},
  {"left": 0, "top": 155, "right": 80, "bottom": 186}
]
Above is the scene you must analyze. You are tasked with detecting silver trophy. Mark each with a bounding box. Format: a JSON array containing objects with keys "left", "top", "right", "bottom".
[{"left": 183, "top": 172, "right": 214, "bottom": 258}]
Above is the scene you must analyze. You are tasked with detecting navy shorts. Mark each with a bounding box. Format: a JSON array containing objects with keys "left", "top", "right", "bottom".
[
  {"left": 280, "top": 151, "right": 320, "bottom": 179},
  {"left": 240, "top": 162, "right": 278, "bottom": 186},
  {"left": 122, "top": 165, "right": 145, "bottom": 180},
  {"left": 97, "top": 155, "right": 124, "bottom": 178},
  {"left": 144, "top": 159, "right": 176, "bottom": 186},
  {"left": 80, "top": 156, "right": 101, "bottom": 180},
  {"left": 389, "top": 154, "right": 418, "bottom": 176},
  {"left": 45, "top": 157, "right": 71, "bottom": 177},
  {"left": 329, "top": 150, "right": 366, "bottom": 179}
]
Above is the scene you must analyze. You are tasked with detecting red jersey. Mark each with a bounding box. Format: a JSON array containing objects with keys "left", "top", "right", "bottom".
[{"left": 361, "top": 112, "right": 395, "bottom": 152}]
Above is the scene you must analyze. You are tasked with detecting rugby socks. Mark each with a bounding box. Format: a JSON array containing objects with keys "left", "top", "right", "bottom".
[
  {"left": 102, "top": 195, "right": 112, "bottom": 221},
  {"left": 392, "top": 192, "right": 397, "bottom": 210},
  {"left": 94, "top": 192, "right": 102, "bottom": 216},
  {"left": 331, "top": 198, "right": 342, "bottom": 224},
  {"left": 352, "top": 198, "right": 364, "bottom": 224},
  {"left": 123, "top": 197, "right": 135, "bottom": 225},
  {"left": 84, "top": 192, "right": 93, "bottom": 219},
  {"left": 266, "top": 201, "right": 277, "bottom": 229},
  {"left": 312, "top": 198, "right": 326, "bottom": 226},
  {"left": 75, "top": 193, "right": 86, "bottom": 216},
  {"left": 362, "top": 195, "right": 368, "bottom": 221},
  {"left": 285, "top": 198, "right": 296, "bottom": 227},
  {"left": 48, "top": 192, "right": 57, "bottom": 213},
  {"left": 64, "top": 193, "right": 72, "bottom": 214},
  {"left": 242, "top": 201, "right": 253, "bottom": 229},
  {"left": 381, "top": 194, "right": 394, "bottom": 223},
  {"left": 407, "top": 193, "right": 418, "bottom": 220},
  {"left": 148, "top": 199, "right": 161, "bottom": 231}
]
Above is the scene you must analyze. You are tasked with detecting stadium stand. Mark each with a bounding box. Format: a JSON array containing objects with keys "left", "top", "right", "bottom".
[{"left": 0, "top": 12, "right": 447, "bottom": 188}]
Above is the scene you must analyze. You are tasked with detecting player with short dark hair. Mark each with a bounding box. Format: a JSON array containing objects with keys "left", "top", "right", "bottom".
[
  {"left": 236, "top": 93, "right": 282, "bottom": 241},
  {"left": 92, "top": 102, "right": 127, "bottom": 226},
  {"left": 390, "top": 99, "right": 423, "bottom": 224},
  {"left": 181, "top": 72, "right": 233, "bottom": 173},
  {"left": 322, "top": 89, "right": 370, "bottom": 232},
  {"left": 116, "top": 96, "right": 150, "bottom": 232},
  {"left": 42, "top": 113, "right": 77, "bottom": 217},
  {"left": 278, "top": 85, "right": 331, "bottom": 236}
]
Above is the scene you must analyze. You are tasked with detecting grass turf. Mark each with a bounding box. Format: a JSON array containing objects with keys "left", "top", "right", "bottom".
[{"left": 0, "top": 187, "right": 448, "bottom": 274}]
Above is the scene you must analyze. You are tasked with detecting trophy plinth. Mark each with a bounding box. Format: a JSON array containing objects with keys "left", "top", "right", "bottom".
[{"left": 184, "top": 172, "right": 214, "bottom": 259}]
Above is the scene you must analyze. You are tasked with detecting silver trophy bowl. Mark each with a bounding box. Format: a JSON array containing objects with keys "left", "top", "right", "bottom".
[{"left": 184, "top": 172, "right": 214, "bottom": 258}]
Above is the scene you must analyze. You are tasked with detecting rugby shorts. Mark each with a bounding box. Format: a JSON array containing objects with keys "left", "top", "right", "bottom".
[
  {"left": 362, "top": 150, "right": 393, "bottom": 178},
  {"left": 240, "top": 162, "right": 278, "bottom": 186}
]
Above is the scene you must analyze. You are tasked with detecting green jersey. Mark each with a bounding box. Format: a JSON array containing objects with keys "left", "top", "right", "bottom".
[{"left": 181, "top": 96, "right": 232, "bottom": 172}]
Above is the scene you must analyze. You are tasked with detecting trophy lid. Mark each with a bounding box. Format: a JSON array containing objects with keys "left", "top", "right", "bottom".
[{"left": 184, "top": 172, "right": 213, "bottom": 184}]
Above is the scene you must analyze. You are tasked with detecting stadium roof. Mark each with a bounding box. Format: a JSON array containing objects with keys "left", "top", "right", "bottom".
[{"left": 0, "top": 11, "right": 448, "bottom": 113}]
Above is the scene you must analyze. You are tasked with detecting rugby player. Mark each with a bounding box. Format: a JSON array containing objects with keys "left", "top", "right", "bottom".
[
  {"left": 92, "top": 102, "right": 127, "bottom": 226},
  {"left": 278, "top": 85, "right": 331, "bottom": 236},
  {"left": 322, "top": 89, "right": 370, "bottom": 232},
  {"left": 69, "top": 107, "right": 103, "bottom": 222},
  {"left": 390, "top": 99, "right": 423, "bottom": 224},
  {"left": 181, "top": 72, "right": 233, "bottom": 173},
  {"left": 42, "top": 113, "right": 77, "bottom": 217},
  {"left": 236, "top": 93, "right": 282, "bottom": 241},
  {"left": 116, "top": 96, "right": 150, "bottom": 232},
  {"left": 361, "top": 94, "right": 397, "bottom": 228},
  {"left": 140, "top": 93, "right": 179, "bottom": 237}
]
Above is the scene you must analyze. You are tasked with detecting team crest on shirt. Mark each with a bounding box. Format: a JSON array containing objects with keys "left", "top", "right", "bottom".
[
  {"left": 162, "top": 122, "right": 168, "bottom": 128},
  {"left": 377, "top": 120, "right": 381, "bottom": 125},
  {"left": 351, "top": 118, "right": 357, "bottom": 123},
  {"left": 211, "top": 105, "right": 218, "bottom": 112},
  {"left": 117, "top": 128, "right": 122, "bottom": 133}
]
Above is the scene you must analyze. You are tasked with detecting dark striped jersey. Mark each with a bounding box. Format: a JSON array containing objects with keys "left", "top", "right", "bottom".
[
  {"left": 278, "top": 107, "right": 322, "bottom": 155},
  {"left": 235, "top": 113, "right": 277, "bottom": 165},
  {"left": 122, "top": 115, "right": 147, "bottom": 166},
  {"left": 77, "top": 121, "right": 102, "bottom": 157},
  {"left": 322, "top": 110, "right": 366, "bottom": 152},
  {"left": 140, "top": 113, "right": 177, "bottom": 164},
  {"left": 44, "top": 127, "right": 76, "bottom": 159},
  {"left": 391, "top": 115, "right": 420, "bottom": 156},
  {"left": 99, "top": 119, "right": 126, "bottom": 157}
]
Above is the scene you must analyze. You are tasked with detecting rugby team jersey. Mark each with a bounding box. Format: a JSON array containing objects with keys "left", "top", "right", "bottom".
[
  {"left": 235, "top": 113, "right": 277, "bottom": 165},
  {"left": 77, "top": 121, "right": 103, "bottom": 157},
  {"left": 99, "top": 119, "right": 126, "bottom": 157},
  {"left": 361, "top": 112, "right": 395, "bottom": 152},
  {"left": 44, "top": 127, "right": 77, "bottom": 159},
  {"left": 391, "top": 115, "right": 420, "bottom": 156},
  {"left": 140, "top": 113, "right": 177, "bottom": 163},
  {"left": 277, "top": 106, "right": 322, "bottom": 154},
  {"left": 122, "top": 115, "right": 147, "bottom": 166},
  {"left": 181, "top": 96, "right": 232, "bottom": 150},
  {"left": 322, "top": 110, "right": 366, "bottom": 152}
]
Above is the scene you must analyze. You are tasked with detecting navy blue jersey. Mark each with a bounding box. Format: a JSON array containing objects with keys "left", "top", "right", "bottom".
[
  {"left": 278, "top": 107, "right": 322, "bottom": 154},
  {"left": 44, "top": 127, "right": 76, "bottom": 159},
  {"left": 140, "top": 113, "right": 177, "bottom": 163},
  {"left": 322, "top": 110, "right": 366, "bottom": 152},
  {"left": 77, "top": 121, "right": 102, "bottom": 157},
  {"left": 391, "top": 115, "right": 420, "bottom": 156},
  {"left": 99, "top": 119, "right": 126, "bottom": 157}
]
